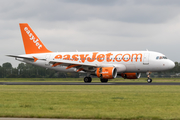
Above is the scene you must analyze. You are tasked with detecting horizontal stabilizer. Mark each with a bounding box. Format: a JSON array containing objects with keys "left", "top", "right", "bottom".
[
  {"left": 6, "top": 55, "right": 41, "bottom": 62},
  {"left": 6, "top": 55, "right": 34, "bottom": 59}
]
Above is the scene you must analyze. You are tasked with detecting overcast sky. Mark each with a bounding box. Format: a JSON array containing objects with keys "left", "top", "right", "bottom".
[{"left": 1, "top": 0, "right": 180, "bottom": 67}]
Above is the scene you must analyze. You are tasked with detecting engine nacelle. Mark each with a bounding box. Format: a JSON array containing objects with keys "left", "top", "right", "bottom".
[
  {"left": 121, "top": 73, "right": 141, "bottom": 79},
  {"left": 96, "top": 67, "right": 117, "bottom": 79}
]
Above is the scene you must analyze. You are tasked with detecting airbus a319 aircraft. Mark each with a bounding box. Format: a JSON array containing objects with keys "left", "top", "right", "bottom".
[{"left": 7, "top": 23, "right": 175, "bottom": 83}]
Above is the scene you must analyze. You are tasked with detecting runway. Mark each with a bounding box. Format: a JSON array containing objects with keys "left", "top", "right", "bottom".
[{"left": 0, "top": 82, "right": 180, "bottom": 85}]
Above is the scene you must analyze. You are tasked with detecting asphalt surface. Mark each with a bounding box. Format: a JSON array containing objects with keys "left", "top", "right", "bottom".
[{"left": 0, "top": 82, "right": 180, "bottom": 85}]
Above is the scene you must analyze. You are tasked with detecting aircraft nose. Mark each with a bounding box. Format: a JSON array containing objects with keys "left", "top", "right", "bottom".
[{"left": 168, "top": 60, "right": 175, "bottom": 69}]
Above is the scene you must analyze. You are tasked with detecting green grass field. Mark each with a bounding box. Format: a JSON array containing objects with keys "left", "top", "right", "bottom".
[{"left": 0, "top": 80, "right": 180, "bottom": 120}]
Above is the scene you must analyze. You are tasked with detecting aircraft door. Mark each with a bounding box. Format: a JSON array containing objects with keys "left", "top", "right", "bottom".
[{"left": 143, "top": 53, "right": 149, "bottom": 65}]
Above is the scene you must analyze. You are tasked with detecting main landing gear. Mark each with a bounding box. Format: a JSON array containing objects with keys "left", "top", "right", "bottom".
[
  {"left": 83, "top": 77, "right": 109, "bottom": 83},
  {"left": 147, "top": 72, "right": 152, "bottom": 83},
  {"left": 100, "top": 79, "right": 108, "bottom": 83},
  {"left": 84, "top": 77, "right": 92, "bottom": 83}
]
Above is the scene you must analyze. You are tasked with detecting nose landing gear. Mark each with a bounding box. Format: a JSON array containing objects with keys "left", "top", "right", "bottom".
[
  {"left": 147, "top": 72, "right": 152, "bottom": 83},
  {"left": 147, "top": 78, "right": 152, "bottom": 83}
]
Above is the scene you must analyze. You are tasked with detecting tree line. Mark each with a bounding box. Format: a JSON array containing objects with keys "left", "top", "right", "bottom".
[
  {"left": 0, "top": 62, "right": 79, "bottom": 78},
  {"left": 0, "top": 62, "right": 179, "bottom": 78}
]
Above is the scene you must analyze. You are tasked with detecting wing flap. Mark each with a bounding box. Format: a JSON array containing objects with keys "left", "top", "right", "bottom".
[{"left": 49, "top": 59, "right": 99, "bottom": 67}]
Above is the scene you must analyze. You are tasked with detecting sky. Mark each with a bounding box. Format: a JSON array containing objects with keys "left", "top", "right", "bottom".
[{"left": 1, "top": 0, "right": 180, "bottom": 67}]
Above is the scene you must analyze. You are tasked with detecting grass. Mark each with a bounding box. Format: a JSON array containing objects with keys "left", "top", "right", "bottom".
[{"left": 0, "top": 85, "right": 180, "bottom": 119}]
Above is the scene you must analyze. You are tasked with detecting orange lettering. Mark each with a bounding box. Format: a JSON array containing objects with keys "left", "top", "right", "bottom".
[
  {"left": 123, "top": 54, "right": 130, "bottom": 62},
  {"left": 54, "top": 54, "right": 62, "bottom": 59},
  {"left": 115, "top": 54, "right": 122, "bottom": 62},
  {"left": 131, "top": 53, "right": 142, "bottom": 62},
  {"left": 54, "top": 53, "right": 142, "bottom": 63},
  {"left": 97, "top": 54, "right": 105, "bottom": 62},
  {"left": 72, "top": 54, "right": 79, "bottom": 61},
  {"left": 80, "top": 54, "right": 89, "bottom": 63},
  {"left": 63, "top": 54, "right": 70, "bottom": 60},
  {"left": 106, "top": 53, "right": 113, "bottom": 62},
  {"left": 87, "top": 52, "right": 98, "bottom": 62}
]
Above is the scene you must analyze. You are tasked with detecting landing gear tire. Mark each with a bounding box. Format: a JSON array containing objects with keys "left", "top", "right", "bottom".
[
  {"left": 100, "top": 79, "right": 108, "bottom": 83},
  {"left": 147, "top": 78, "right": 152, "bottom": 83},
  {"left": 84, "top": 77, "right": 92, "bottom": 83}
]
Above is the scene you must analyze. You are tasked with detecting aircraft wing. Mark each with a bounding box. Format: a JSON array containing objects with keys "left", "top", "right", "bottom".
[
  {"left": 49, "top": 59, "right": 111, "bottom": 72},
  {"left": 50, "top": 59, "right": 100, "bottom": 67}
]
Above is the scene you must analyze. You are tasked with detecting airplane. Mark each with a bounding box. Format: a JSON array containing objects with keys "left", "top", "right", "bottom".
[{"left": 7, "top": 23, "right": 175, "bottom": 83}]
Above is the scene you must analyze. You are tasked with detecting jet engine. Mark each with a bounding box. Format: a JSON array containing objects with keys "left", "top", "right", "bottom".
[
  {"left": 121, "top": 73, "right": 141, "bottom": 79},
  {"left": 96, "top": 67, "right": 117, "bottom": 79}
]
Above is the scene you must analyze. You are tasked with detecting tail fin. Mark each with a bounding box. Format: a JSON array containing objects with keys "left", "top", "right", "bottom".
[{"left": 19, "top": 23, "right": 52, "bottom": 54}]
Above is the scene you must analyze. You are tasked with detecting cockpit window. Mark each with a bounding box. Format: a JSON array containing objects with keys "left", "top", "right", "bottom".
[
  {"left": 163, "top": 56, "right": 167, "bottom": 59},
  {"left": 156, "top": 56, "right": 167, "bottom": 60}
]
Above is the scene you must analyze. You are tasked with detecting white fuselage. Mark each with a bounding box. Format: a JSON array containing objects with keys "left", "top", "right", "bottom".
[{"left": 17, "top": 51, "right": 175, "bottom": 74}]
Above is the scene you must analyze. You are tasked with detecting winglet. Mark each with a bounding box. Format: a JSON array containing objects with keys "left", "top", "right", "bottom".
[{"left": 19, "top": 23, "right": 52, "bottom": 54}]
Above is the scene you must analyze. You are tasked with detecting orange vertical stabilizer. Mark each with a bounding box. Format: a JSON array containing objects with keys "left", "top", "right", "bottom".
[{"left": 19, "top": 23, "right": 52, "bottom": 54}]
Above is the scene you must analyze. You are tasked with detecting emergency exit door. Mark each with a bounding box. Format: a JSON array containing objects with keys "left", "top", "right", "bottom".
[{"left": 143, "top": 53, "right": 149, "bottom": 65}]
